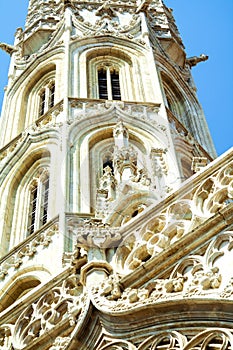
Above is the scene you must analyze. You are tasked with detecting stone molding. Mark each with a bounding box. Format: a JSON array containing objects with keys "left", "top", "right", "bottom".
[{"left": 0, "top": 220, "right": 59, "bottom": 281}]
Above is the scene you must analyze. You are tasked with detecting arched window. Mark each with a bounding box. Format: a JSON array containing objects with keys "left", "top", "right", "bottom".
[
  {"left": 38, "top": 80, "right": 55, "bottom": 117},
  {"left": 27, "top": 169, "right": 50, "bottom": 235},
  {"left": 86, "top": 49, "right": 134, "bottom": 101},
  {"left": 98, "top": 67, "right": 121, "bottom": 100}
]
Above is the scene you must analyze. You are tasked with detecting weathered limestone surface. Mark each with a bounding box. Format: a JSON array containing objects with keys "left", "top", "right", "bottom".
[{"left": 0, "top": 0, "right": 232, "bottom": 349}]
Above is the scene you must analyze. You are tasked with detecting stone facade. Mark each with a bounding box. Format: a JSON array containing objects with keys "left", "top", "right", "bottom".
[{"left": 0, "top": 0, "right": 232, "bottom": 349}]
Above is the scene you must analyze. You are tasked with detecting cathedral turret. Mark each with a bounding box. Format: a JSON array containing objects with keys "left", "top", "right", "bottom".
[{"left": 0, "top": 1, "right": 232, "bottom": 349}]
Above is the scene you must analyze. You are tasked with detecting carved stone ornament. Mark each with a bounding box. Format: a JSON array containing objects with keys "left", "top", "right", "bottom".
[
  {"left": 0, "top": 325, "right": 13, "bottom": 350},
  {"left": 91, "top": 231, "right": 233, "bottom": 314},
  {"left": 70, "top": 218, "right": 122, "bottom": 249},
  {"left": 95, "top": 329, "right": 233, "bottom": 349},
  {"left": 71, "top": 6, "right": 142, "bottom": 42},
  {"left": 0, "top": 222, "right": 59, "bottom": 280},
  {"left": 49, "top": 336, "right": 70, "bottom": 350},
  {"left": 12, "top": 276, "right": 85, "bottom": 350},
  {"left": 113, "top": 146, "right": 138, "bottom": 175},
  {"left": 114, "top": 159, "right": 233, "bottom": 267}
]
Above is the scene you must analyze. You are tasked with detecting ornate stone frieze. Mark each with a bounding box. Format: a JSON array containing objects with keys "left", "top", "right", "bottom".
[
  {"left": 0, "top": 222, "right": 59, "bottom": 281},
  {"left": 70, "top": 3, "right": 145, "bottom": 44},
  {"left": 25, "top": 0, "right": 62, "bottom": 33},
  {"left": 69, "top": 99, "right": 165, "bottom": 132},
  {"left": 91, "top": 231, "right": 233, "bottom": 314},
  {"left": 113, "top": 155, "right": 233, "bottom": 267},
  {"left": 76, "top": 222, "right": 121, "bottom": 249}
]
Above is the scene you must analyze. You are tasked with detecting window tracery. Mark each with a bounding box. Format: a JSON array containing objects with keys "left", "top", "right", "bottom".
[{"left": 86, "top": 50, "right": 134, "bottom": 100}]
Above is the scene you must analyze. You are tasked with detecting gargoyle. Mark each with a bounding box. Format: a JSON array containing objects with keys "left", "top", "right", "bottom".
[
  {"left": 0, "top": 42, "right": 15, "bottom": 55},
  {"left": 186, "top": 54, "right": 209, "bottom": 68}
]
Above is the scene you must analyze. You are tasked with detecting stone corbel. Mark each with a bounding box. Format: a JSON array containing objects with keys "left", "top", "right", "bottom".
[{"left": 80, "top": 261, "right": 113, "bottom": 288}]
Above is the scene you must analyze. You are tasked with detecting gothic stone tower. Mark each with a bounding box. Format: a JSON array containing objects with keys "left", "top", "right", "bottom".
[{"left": 0, "top": 0, "right": 233, "bottom": 349}]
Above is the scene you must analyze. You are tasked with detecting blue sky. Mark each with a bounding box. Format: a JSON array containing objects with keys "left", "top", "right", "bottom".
[{"left": 0, "top": 1, "right": 232, "bottom": 156}]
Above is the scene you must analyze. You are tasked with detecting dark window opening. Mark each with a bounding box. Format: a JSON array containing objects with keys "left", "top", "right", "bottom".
[
  {"left": 132, "top": 209, "right": 139, "bottom": 218},
  {"left": 111, "top": 70, "right": 121, "bottom": 100},
  {"left": 98, "top": 68, "right": 121, "bottom": 100},
  {"left": 98, "top": 69, "right": 108, "bottom": 99},
  {"left": 49, "top": 83, "right": 55, "bottom": 108},
  {"left": 40, "top": 176, "right": 49, "bottom": 226},
  {"left": 103, "top": 159, "right": 114, "bottom": 174},
  {"left": 39, "top": 90, "right": 46, "bottom": 116},
  {"left": 28, "top": 186, "right": 38, "bottom": 234}
]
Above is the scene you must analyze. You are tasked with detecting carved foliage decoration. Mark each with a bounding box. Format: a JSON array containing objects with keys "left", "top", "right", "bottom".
[
  {"left": 71, "top": 7, "right": 142, "bottom": 43},
  {"left": 0, "top": 223, "right": 59, "bottom": 280},
  {"left": 49, "top": 336, "right": 70, "bottom": 350},
  {"left": 12, "top": 276, "right": 84, "bottom": 350},
  {"left": 0, "top": 325, "right": 13, "bottom": 350}
]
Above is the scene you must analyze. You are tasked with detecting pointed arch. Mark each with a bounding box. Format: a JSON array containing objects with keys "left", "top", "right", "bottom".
[
  {"left": 0, "top": 148, "right": 51, "bottom": 255},
  {"left": 72, "top": 38, "right": 159, "bottom": 102},
  {"left": 0, "top": 267, "right": 51, "bottom": 312}
]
